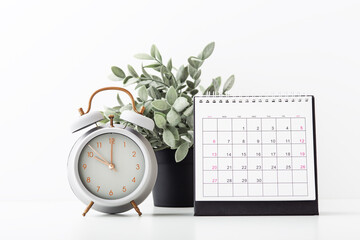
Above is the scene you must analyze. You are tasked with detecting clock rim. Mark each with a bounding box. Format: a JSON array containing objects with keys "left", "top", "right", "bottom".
[{"left": 68, "top": 125, "right": 157, "bottom": 214}]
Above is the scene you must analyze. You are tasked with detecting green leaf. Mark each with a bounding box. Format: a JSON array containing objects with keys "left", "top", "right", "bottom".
[
  {"left": 163, "top": 128, "right": 176, "bottom": 148},
  {"left": 188, "top": 65, "right": 197, "bottom": 78},
  {"left": 176, "top": 65, "right": 189, "bottom": 83},
  {"left": 193, "top": 69, "right": 201, "bottom": 80},
  {"left": 175, "top": 142, "right": 189, "bottom": 162},
  {"left": 180, "top": 93, "right": 192, "bottom": 103},
  {"left": 190, "top": 89, "right": 199, "bottom": 96},
  {"left": 134, "top": 53, "right": 154, "bottom": 60},
  {"left": 138, "top": 86, "right": 148, "bottom": 102},
  {"left": 123, "top": 76, "right": 133, "bottom": 84},
  {"left": 188, "top": 57, "right": 203, "bottom": 69},
  {"left": 128, "top": 65, "right": 139, "bottom": 78},
  {"left": 151, "top": 100, "right": 171, "bottom": 111},
  {"left": 116, "top": 94, "right": 124, "bottom": 106},
  {"left": 201, "top": 42, "right": 215, "bottom": 60},
  {"left": 180, "top": 135, "right": 192, "bottom": 143},
  {"left": 223, "top": 75, "right": 235, "bottom": 94},
  {"left": 167, "top": 59, "right": 172, "bottom": 72},
  {"left": 186, "top": 80, "right": 195, "bottom": 89},
  {"left": 194, "top": 78, "right": 201, "bottom": 88},
  {"left": 173, "top": 97, "right": 189, "bottom": 112},
  {"left": 150, "top": 45, "right": 156, "bottom": 58},
  {"left": 167, "top": 108, "right": 181, "bottom": 126},
  {"left": 168, "top": 126, "right": 179, "bottom": 140},
  {"left": 124, "top": 78, "right": 138, "bottom": 86},
  {"left": 141, "top": 64, "right": 151, "bottom": 78},
  {"left": 144, "top": 63, "right": 162, "bottom": 69},
  {"left": 148, "top": 86, "right": 161, "bottom": 99},
  {"left": 212, "top": 77, "right": 221, "bottom": 94},
  {"left": 166, "top": 86, "right": 177, "bottom": 105},
  {"left": 176, "top": 85, "right": 187, "bottom": 91},
  {"left": 111, "top": 66, "right": 125, "bottom": 78},
  {"left": 183, "top": 105, "right": 193, "bottom": 117},
  {"left": 154, "top": 113, "right": 167, "bottom": 129}
]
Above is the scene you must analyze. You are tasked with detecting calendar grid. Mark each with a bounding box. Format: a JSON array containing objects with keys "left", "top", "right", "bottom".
[{"left": 201, "top": 116, "right": 309, "bottom": 198}]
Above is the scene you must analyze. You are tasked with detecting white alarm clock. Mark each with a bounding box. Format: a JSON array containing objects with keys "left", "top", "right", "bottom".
[{"left": 68, "top": 87, "right": 157, "bottom": 216}]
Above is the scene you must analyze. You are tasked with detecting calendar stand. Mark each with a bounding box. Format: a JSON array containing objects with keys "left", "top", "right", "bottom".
[{"left": 194, "top": 96, "right": 319, "bottom": 216}]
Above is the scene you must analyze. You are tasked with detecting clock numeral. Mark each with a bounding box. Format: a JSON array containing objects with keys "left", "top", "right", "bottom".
[
  {"left": 136, "top": 164, "right": 140, "bottom": 170},
  {"left": 87, "top": 177, "right": 91, "bottom": 183},
  {"left": 109, "top": 138, "right": 115, "bottom": 144},
  {"left": 109, "top": 190, "right": 113, "bottom": 196},
  {"left": 132, "top": 177, "right": 136, "bottom": 183},
  {"left": 97, "top": 142, "right": 102, "bottom": 148},
  {"left": 87, "top": 152, "right": 94, "bottom": 158},
  {"left": 122, "top": 186, "right": 126, "bottom": 192},
  {"left": 124, "top": 141, "right": 126, "bottom": 148},
  {"left": 82, "top": 164, "right": 87, "bottom": 170},
  {"left": 97, "top": 186, "right": 100, "bottom": 192},
  {"left": 132, "top": 151, "right": 136, "bottom": 157}
]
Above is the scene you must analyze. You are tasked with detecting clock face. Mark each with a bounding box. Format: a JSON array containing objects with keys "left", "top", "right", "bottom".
[{"left": 78, "top": 133, "right": 145, "bottom": 200}]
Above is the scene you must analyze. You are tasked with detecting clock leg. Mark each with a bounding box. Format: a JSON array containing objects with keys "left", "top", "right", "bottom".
[
  {"left": 130, "top": 200, "right": 142, "bottom": 216},
  {"left": 82, "top": 201, "right": 94, "bottom": 217}
]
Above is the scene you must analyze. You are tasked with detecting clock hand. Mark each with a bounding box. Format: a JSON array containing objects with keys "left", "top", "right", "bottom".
[
  {"left": 88, "top": 144, "right": 116, "bottom": 171},
  {"left": 94, "top": 156, "right": 117, "bottom": 172},
  {"left": 88, "top": 145, "right": 107, "bottom": 162}
]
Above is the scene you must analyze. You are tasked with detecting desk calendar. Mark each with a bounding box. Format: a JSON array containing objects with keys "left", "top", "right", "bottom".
[{"left": 194, "top": 96, "right": 319, "bottom": 216}]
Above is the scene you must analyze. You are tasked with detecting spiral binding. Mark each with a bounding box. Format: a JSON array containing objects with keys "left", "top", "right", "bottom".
[{"left": 197, "top": 95, "right": 311, "bottom": 104}]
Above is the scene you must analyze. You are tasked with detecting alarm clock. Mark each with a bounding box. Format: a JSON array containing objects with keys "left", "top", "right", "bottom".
[{"left": 68, "top": 87, "right": 157, "bottom": 216}]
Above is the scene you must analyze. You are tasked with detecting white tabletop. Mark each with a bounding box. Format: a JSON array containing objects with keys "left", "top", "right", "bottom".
[{"left": 1, "top": 198, "right": 359, "bottom": 240}]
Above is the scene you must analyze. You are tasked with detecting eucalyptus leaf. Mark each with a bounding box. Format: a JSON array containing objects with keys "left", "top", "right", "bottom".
[
  {"left": 201, "top": 42, "right": 215, "bottom": 60},
  {"left": 183, "top": 105, "right": 193, "bottom": 117},
  {"left": 167, "top": 108, "right": 181, "bottom": 126},
  {"left": 163, "top": 128, "right": 176, "bottom": 148},
  {"left": 190, "top": 89, "right": 199, "bottom": 96},
  {"left": 194, "top": 78, "right": 201, "bottom": 88},
  {"left": 173, "top": 97, "right": 189, "bottom": 112},
  {"left": 111, "top": 66, "right": 125, "bottom": 79},
  {"left": 148, "top": 86, "right": 161, "bottom": 99},
  {"left": 223, "top": 75, "right": 235, "bottom": 94},
  {"left": 144, "top": 63, "right": 162, "bottom": 69},
  {"left": 188, "top": 57, "right": 203, "bottom": 69},
  {"left": 150, "top": 45, "right": 156, "bottom": 58},
  {"left": 138, "top": 86, "right": 148, "bottom": 101},
  {"left": 134, "top": 53, "right": 153, "bottom": 60},
  {"left": 175, "top": 142, "right": 189, "bottom": 162},
  {"left": 154, "top": 113, "right": 167, "bottom": 129},
  {"left": 151, "top": 100, "right": 171, "bottom": 111},
  {"left": 212, "top": 77, "right": 221, "bottom": 94},
  {"left": 186, "top": 80, "right": 195, "bottom": 89},
  {"left": 180, "top": 135, "right": 192, "bottom": 143},
  {"left": 141, "top": 64, "right": 151, "bottom": 78},
  {"left": 123, "top": 76, "right": 133, "bottom": 85},
  {"left": 167, "top": 59, "right": 172, "bottom": 72},
  {"left": 124, "top": 78, "right": 138, "bottom": 86},
  {"left": 193, "top": 69, "right": 201, "bottom": 80},
  {"left": 176, "top": 85, "right": 187, "bottom": 91},
  {"left": 188, "top": 65, "right": 197, "bottom": 78},
  {"left": 166, "top": 86, "right": 177, "bottom": 105},
  {"left": 176, "top": 65, "right": 188, "bottom": 83},
  {"left": 168, "top": 126, "right": 180, "bottom": 140},
  {"left": 128, "top": 65, "right": 139, "bottom": 78}
]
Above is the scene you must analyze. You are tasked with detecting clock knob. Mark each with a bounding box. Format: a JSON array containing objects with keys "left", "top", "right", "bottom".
[
  {"left": 70, "top": 111, "right": 104, "bottom": 133},
  {"left": 120, "top": 110, "right": 154, "bottom": 131}
]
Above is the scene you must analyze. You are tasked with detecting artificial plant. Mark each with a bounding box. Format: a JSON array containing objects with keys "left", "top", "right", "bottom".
[{"left": 104, "top": 42, "right": 235, "bottom": 162}]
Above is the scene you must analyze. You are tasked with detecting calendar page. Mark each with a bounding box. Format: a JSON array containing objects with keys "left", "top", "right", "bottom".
[{"left": 194, "top": 96, "right": 316, "bottom": 201}]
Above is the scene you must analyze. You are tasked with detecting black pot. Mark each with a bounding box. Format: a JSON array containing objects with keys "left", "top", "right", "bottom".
[{"left": 152, "top": 147, "right": 194, "bottom": 207}]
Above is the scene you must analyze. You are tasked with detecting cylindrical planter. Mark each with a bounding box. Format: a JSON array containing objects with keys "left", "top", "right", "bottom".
[{"left": 152, "top": 148, "right": 194, "bottom": 207}]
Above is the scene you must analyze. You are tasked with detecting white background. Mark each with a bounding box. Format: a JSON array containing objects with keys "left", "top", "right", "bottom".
[{"left": 0, "top": 0, "right": 359, "bottom": 210}]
